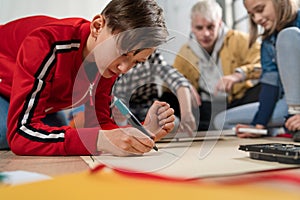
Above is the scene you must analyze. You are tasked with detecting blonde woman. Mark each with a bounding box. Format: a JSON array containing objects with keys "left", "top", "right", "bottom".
[{"left": 224, "top": 0, "right": 300, "bottom": 141}]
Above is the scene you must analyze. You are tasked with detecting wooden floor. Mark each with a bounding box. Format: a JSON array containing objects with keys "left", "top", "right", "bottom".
[{"left": 0, "top": 151, "right": 88, "bottom": 176}]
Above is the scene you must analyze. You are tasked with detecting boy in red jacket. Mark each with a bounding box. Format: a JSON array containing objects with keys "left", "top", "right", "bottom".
[{"left": 0, "top": 0, "right": 175, "bottom": 156}]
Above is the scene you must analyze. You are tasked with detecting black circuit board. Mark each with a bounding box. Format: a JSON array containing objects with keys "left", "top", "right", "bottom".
[{"left": 239, "top": 143, "right": 300, "bottom": 164}]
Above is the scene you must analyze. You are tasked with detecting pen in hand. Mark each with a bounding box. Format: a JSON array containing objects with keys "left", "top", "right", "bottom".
[{"left": 111, "top": 96, "right": 158, "bottom": 151}]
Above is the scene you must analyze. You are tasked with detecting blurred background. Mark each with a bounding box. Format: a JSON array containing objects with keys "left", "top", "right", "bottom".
[
  {"left": 1, "top": 0, "right": 299, "bottom": 62},
  {"left": 0, "top": 0, "right": 249, "bottom": 61},
  {"left": 0, "top": 0, "right": 249, "bottom": 32}
]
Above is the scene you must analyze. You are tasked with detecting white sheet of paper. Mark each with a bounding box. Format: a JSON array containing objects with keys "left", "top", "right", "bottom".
[{"left": 82, "top": 137, "right": 300, "bottom": 179}]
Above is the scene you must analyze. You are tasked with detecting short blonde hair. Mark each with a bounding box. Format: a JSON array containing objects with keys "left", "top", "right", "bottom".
[
  {"left": 246, "top": 0, "right": 298, "bottom": 47},
  {"left": 191, "top": 0, "right": 223, "bottom": 22}
]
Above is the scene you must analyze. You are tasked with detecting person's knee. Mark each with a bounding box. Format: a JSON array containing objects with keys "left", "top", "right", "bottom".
[
  {"left": 277, "top": 27, "right": 300, "bottom": 47},
  {"left": 213, "top": 111, "right": 226, "bottom": 130}
]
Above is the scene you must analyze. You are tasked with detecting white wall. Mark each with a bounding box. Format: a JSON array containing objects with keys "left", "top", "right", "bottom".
[
  {"left": 156, "top": 0, "right": 201, "bottom": 63},
  {"left": 230, "top": 0, "right": 249, "bottom": 33},
  {"left": 157, "top": 0, "right": 200, "bottom": 37},
  {"left": 0, "top": 0, "right": 110, "bottom": 23}
]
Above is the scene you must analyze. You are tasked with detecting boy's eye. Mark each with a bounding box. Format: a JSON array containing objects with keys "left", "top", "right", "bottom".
[
  {"left": 207, "top": 25, "right": 215, "bottom": 31},
  {"left": 195, "top": 26, "right": 203, "bottom": 30}
]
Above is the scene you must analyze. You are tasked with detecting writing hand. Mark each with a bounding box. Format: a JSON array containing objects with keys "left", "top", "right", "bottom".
[{"left": 97, "top": 127, "right": 155, "bottom": 156}]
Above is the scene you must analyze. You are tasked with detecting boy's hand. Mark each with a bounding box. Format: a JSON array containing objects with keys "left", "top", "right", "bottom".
[
  {"left": 144, "top": 101, "right": 175, "bottom": 141},
  {"left": 235, "top": 124, "right": 265, "bottom": 138},
  {"left": 285, "top": 114, "right": 300, "bottom": 132},
  {"left": 97, "top": 127, "right": 154, "bottom": 156},
  {"left": 215, "top": 73, "right": 243, "bottom": 94}
]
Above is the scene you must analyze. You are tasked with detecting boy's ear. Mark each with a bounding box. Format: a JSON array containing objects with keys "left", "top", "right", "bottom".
[
  {"left": 90, "top": 15, "right": 105, "bottom": 37},
  {"left": 218, "top": 18, "right": 223, "bottom": 27}
]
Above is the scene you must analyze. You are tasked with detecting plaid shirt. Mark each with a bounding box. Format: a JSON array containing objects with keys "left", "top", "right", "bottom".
[{"left": 112, "top": 50, "right": 191, "bottom": 109}]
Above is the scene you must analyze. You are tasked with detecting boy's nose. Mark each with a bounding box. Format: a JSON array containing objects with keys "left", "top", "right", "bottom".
[
  {"left": 117, "top": 61, "right": 135, "bottom": 74},
  {"left": 202, "top": 29, "right": 210, "bottom": 36}
]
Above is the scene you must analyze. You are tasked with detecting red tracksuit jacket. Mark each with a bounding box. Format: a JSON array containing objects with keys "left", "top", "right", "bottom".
[{"left": 0, "top": 15, "right": 118, "bottom": 155}]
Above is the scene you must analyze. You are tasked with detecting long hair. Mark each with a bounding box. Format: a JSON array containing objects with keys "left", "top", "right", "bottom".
[{"left": 246, "top": 0, "right": 298, "bottom": 47}]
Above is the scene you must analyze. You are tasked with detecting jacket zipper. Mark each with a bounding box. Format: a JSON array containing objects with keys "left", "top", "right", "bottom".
[{"left": 89, "top": 73, "right": 100, "bottom": 106}]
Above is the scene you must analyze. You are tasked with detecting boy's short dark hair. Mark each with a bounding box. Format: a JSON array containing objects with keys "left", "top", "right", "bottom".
[{"left": 101, "top": 0, "right": 168, "bottom": 52}]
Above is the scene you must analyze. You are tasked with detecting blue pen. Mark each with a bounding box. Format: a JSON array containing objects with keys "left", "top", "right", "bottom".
[{"left": 112, "top": 96, "right": 158, "bottom": 151}]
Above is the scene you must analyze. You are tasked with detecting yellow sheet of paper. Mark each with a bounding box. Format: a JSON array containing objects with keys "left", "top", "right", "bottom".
[{"left": 1, "top": 170, "right": 300, "bottom": 200}]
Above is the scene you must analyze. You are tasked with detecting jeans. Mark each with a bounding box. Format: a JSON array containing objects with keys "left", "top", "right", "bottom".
[
  {"left": 0, "top": 96, "right": 9, "bottom": 149},
  {"left": 0, "top": 95, "right": 68, "bottom": 149},
  {"left": 213, "top": 97, "right": 288, "bottom": 135},
  {"left": 277, "top": 27, "right": 300, "bottom": 105}
]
